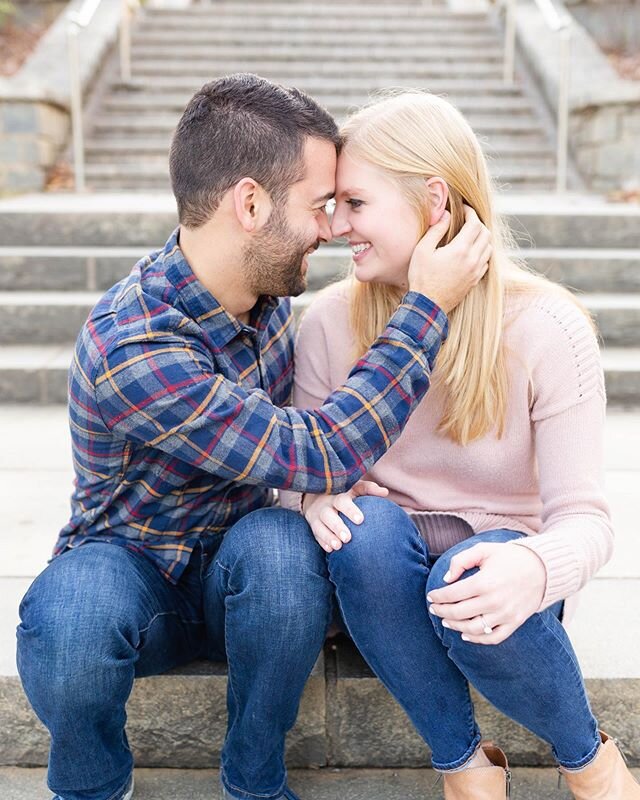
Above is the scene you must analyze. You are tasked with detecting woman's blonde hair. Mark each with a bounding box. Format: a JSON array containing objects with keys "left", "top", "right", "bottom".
[{"left": 341, "top": 90, "right": 587, "bottom": 445}]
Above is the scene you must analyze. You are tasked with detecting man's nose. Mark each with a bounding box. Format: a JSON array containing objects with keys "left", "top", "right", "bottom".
[
  {"left": 318, "top": 211, "right": 333, "bottom": 243},
  {"left": 330, "top": 207, "right": 351, "bottom": 239}
]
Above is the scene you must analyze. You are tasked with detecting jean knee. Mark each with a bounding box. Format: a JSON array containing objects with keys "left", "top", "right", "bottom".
[
  {"left": 225, "top": 507, "right": 324, "bottom": 570},
  {"left": 18, "top": 545, "right": 141, "bottom": 678},
  {"left": 328, "top": 496, "right": 419, "bottom": 585},
  {"left": 337, "top": 496, "right": 412, "bottom": 554},
  {"left": 219, "top": 508, "right": 331, "bottom": 614}
]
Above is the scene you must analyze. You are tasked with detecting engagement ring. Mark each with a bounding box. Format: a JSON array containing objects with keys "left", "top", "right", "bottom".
[{"left": 479, "top": 615, "right": 493, "bottom": 635}]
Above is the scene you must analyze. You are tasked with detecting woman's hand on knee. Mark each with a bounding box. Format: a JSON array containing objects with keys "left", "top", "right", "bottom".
[
  {"left": 427, "top": 542, "right": 547, "bottom": 645},
  {"left": 302, "top": 480, "right": 389, "bottom": 553}
]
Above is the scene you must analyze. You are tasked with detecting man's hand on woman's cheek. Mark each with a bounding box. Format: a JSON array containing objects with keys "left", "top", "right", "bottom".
[{"left": 408, "top": 205, "right": 492, "bottom": 313}]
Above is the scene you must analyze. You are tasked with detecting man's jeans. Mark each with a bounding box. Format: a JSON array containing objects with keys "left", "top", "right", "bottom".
[
  {"left": 17, "top": 508, "right": 333, "bottom": 800},
  {"left": 328, "top": 496, "right": 601, "bottom": 772}
]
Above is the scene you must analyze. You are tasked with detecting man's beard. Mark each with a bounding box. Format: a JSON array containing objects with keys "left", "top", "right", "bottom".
[{"left": 243, "top": 202, "right": 318, "bottom": 298}]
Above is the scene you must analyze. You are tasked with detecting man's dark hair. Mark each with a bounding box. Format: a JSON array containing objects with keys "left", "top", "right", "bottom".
[{"left": 169, "top": 73, "right": 341, "bottom": 228}]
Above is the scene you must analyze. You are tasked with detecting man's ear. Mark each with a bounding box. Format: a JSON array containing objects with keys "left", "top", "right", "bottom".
[
  {"left": 232, "top": 178, "right": 273, "bottom": 232},
  {"left": 425, "top": 177, "right": 449, "bottom": 226}
]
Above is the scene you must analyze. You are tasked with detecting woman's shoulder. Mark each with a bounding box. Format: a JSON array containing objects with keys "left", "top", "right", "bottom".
[
  {"left": 311, "top": 278, "right": 352, "bottom": 305},
  {"left": 298, "top": 279, "right": 351, "bottom": 331},
  {"left": 505, "top": 283, "right": 595, "bottom": 347},
  {"left": 504, "top": 284, "right": 604, "bottom": 419}
]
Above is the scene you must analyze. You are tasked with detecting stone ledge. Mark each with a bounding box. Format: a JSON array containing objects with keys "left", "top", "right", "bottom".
[
  {"left": 2, "top": 641, "right": 639, "bottom": 769},
  {"left": 0, "top": 656, "right": 326, "bottom": 769}
]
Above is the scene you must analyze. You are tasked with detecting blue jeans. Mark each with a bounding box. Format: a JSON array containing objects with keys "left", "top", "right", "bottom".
[
  {"left": 17, "top": 508, "right": 333, "bottom": 800},
  {"left": 328, "top": 496, "right": 601, "bottom": 771}
]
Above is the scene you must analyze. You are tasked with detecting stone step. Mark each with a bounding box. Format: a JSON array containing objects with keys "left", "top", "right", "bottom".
[
  {"left": 1, "top": 246, "right": 637, "bottom": 293},
  {"left": 3, "top": 766, "right": 629, "bottom": 799},
  {"left": 82, "top": 139, "right": 555, "bottom": 164},
  {"left": 101, "top": 92, "right": 535, "bottom": 114},
  {"left": 140, "top": 3, "right": 459, "bottom": 19},
  {"left": 523, "top": 248, "right": 640, "bottom": 292},
  {"left": 137, "top": 16, "right": 492, "bottom": 33},
  {"left": 1, "top": 589, "right": 638, "bottom": 767},
  {"left": 109, "top": 61, "right": 506, "bottom": 78},
  {"left": 81, "top": 165, "right": 558, "bottom": 192},
  {"left": 108, "top": 77, "right": 526, "bottom": 95},
  {"left": 1, "top": 400, "right": 639, "bottom": 765},
  {"left": 0, "top": 288, "right": 637, "bottom": 345},
  {"left": 0, "top": 345, "right": 636, "bottom": 405},
  {"left": 131, "top": 30, "right": 502, "bottom": 47},
  {"left": 2, "top": 549, "right": 640, "bottom": 768},
  {"left": 88, "top": 114, "right": 543, "bottom": 137},
  {"left": 127, "top": 46, "right": 505, "bottom": 63},
  {"left": 136, "top": 17, "right": 489, "bottom": 32},
  {"left": 2, "top": 194, "right": 638, "bottom": 248}
]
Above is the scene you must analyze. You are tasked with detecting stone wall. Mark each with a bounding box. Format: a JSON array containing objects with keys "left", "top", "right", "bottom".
[
  {"left": 515, "top": 2, "right": 640, "bottom": 191},
  {"left": 0, "top": 0, "right": 122, "bottom": 195},
  {"left": 565, "top": 0, "right": 640, "bottom": 53},
  {"left": 0, "top": 101, "right": 68, "bottom": 193}
]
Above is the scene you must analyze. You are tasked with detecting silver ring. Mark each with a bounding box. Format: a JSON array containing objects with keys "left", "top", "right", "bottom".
[{"left": 479, "top": 614, "right": 493, "bottom": 635}]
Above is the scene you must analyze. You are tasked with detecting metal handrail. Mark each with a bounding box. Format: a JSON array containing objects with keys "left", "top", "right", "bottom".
[
  {"left": 67, "top": 0, "right": 140, "bottom": 191},
  {"left": 502, "top": 0, "right": 572, "bottom": 192}
]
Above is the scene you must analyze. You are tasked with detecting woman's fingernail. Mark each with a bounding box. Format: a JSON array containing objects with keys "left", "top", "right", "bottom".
[
  {"left": 426, "top": 594, "right": 434, "bottom": 603},
  {"left": 442, "top": 621, "right": 451, "bottom": 629},
  {"left": 429, "top": 606, "right": 438, "bottom": 615},
  {"left": 341, "top": 531, "right": 350, "bottom": 542},
  {"left": 443, "top": 571, "right": 452, "bottom": 582},
  {"left": 461, "top": 634, "right": 470, "bottom": 642},
  {"left": 355, "top": 513, "right": 363, "bottom": 523}
]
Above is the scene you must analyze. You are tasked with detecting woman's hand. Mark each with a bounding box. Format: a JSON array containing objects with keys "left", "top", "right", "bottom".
[
  {"left": 427, "top": 542, "right": 547, "bottom": 644},
  {"left": 303, "top": 480, "right": 389, "bottom": 553}
]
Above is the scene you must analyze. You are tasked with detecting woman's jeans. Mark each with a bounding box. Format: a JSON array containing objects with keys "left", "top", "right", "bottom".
[
  {"left": 328, "top": 496, "right": 601, "bottom": 772},
  {"left": 17, "top": 508, "right": 333, "bottom": 800}
]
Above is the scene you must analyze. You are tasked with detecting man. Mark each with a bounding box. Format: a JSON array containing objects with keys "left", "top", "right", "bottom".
[{"left": 17, "top": 73, "right": 490, "bottom": 800}]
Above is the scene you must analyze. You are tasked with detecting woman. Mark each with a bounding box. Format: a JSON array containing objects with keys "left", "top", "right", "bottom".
[{"left": 280, "top": 91, "right": 639, "bottom": 799}]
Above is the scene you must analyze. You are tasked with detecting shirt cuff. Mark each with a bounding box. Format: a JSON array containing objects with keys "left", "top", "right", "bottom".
[{"left": 389, "top": 292, "right": 449, "bottom": 346}]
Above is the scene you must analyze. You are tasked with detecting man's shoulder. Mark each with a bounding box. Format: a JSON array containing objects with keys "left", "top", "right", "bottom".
[{"left": 75, "top": 256, "right": 201, "bottom": 377}]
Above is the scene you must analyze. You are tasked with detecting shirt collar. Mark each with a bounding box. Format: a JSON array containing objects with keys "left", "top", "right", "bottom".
[{"left": 161, "top": 228, "right": 280, "bottom": 349}]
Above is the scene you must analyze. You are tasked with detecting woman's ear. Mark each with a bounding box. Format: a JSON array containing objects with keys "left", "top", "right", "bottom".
[{"left": 425, "top": 177, "right": 449, "bottom": 226}]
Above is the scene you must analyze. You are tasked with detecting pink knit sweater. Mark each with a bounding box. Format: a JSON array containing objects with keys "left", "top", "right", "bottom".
[{"left": 280, "top": 280, "right": 614, "bottom": 613}]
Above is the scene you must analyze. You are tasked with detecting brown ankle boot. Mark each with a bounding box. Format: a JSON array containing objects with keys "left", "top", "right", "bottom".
[
  {"left": 560, "top": 732, "right": 640, "bottom": 799},
  {"left": 443, "top": 743, "right": 511, "bottom": 799}
]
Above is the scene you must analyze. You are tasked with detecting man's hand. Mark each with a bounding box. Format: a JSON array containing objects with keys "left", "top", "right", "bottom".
[
  {"left": 408, "top": 206, "right": 492, "bottom": 313},
  {"left": 426, "top": 543, "right": 547, "bottom": 644},
  {"left": 303, "top": 480, "right": 389, "bottom": 553}
]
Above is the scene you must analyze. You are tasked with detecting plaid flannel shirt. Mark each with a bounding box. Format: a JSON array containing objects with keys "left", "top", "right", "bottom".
[{"left": 55, "top": 229, "right": 448, "bottom": 583}]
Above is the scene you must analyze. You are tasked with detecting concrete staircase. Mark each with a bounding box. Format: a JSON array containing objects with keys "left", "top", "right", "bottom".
[
  {"left": 0, "top": 193, "right": 639, "bottom": 404},
  {"left": 77, "top": 0, "right": 562, "bottom": 192},
  {"left": 1, "top": 191, "right": 639, "bottom": 787}
]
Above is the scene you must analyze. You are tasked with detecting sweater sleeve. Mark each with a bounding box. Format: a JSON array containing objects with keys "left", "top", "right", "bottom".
[
  {"left": 511, "top": 294, "right": 614, "bottom": 609},
  {"left": 279, "top": 287, "right": 346, "bottom": 512}
]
